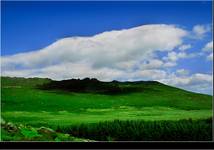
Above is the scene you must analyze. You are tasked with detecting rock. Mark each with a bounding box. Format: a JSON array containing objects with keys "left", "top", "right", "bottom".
[
  {"left": 18, "top": 124, "right": 24, "bottom": 129},
  {"left": 5, "top": 122, "right": 19, "bottom": 133},
  {"left": 37, "top": 127, "right": 57, "bottom": 138},
  {"left": 37, "top": 127, "right": 55, "bottom": 133}
]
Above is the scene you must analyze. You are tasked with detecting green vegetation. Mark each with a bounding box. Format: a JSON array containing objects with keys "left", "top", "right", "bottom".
[
  {"left": 1, "top": 120, "right": 93, "bottom": 141},
  {"left": 1, "top": 76, "right": 51, "bottom": 88},
  {"left": 1, "top": 76, "right": 213, "bottom": 141},
  {"left": 57, "top": 118, "right": 212, "bottom": 141}
]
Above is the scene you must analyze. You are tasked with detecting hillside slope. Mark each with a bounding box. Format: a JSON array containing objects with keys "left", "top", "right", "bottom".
[
  {"left": 1, "top": 76, "right": 213, "bottom": 141},
  {"left": 1, "top": 76, "right": 212, "bottom": 126},
  {"left": 1, "top": 76, "right": 212, "bottom": 110}
]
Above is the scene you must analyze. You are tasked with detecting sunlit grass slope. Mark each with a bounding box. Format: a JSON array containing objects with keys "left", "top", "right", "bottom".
[{"left": 1, "top": 76, "right": 212, "bottom": 128}]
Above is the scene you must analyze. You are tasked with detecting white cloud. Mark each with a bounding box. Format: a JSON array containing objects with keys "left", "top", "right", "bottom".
[
  {"left": 207, "top": 53, "right": 213, "bottom": 61},
  {"left": 176, "top": 69, "right": 189, "bottom": 76},
  {"left": 136, "top": 69, "right": 167, "bottom": 80},
  {"left": 203, "top": 41, "right": 213, "bottom": 52},
  {"left": 161, "top": 51, "right": 196, "bottom": 68},
  {"left": 178, "top": 44, "right": 191, "bottom": 51},
  {"left": 163, "top": 52, "right": 178, "bottom": 62},
  {"left": 140, "top": 59, "right": 164, "bottom": 69},
  {"left": 202, "top": 41, "right": 213, "bottom": 61},
  {"left": 1, "top": 24, "right": 187, "bottom": 79},
  {"left": 163, "top": 51, "right": 200, "bottom": 64},
  {"left": 164, "top": 51, "right": 188, "bottom": 62},
  {"left": 115, "top": 60, "right": 137, "bottom": 70},
  {"left": 192, "top": 24, "right": 211, "bottom": 38},
  {"left": 159, "top": 73, "right": 213, "bottom": 94},
  {"left": 163, "top": 62, "right": 177, "bottom": 67},
  {"left": 1, "top": 62, "right": 127, "bottom": 81}
]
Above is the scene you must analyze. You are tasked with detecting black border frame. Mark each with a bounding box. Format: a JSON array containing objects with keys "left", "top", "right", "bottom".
[{"left": 1, "top": 141, "right": 214, "bottom": 149}]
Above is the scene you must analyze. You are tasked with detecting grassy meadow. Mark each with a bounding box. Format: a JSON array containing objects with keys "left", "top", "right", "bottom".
[{"left": 1, "top": 77, "right": 213, "bottom": 141}]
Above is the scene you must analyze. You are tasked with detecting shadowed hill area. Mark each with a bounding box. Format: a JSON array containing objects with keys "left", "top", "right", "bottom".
[{"left": 38, "top": 77, "right": 165, "bottom": 95}]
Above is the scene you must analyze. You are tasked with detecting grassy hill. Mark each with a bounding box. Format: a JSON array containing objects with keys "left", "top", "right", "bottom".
[
  {"left": 1, "top": 76, "right": 52, "bottom": 88},
  {"left": 1, "top": 76, "right": 213, "bottom": 141}
]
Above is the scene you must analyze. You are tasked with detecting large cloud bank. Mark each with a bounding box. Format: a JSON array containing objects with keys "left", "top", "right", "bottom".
[{"left": 1, "top": 24, "right": 213, "bottom": 94}]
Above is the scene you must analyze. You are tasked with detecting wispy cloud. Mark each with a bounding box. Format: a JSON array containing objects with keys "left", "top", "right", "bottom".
[
  {"left": 178, "top": 44, "right": 192, "bottom": 51},
  {"left": 203, "top": 41, "right": 213, "bottom": 52},
  {"left": 202, "top": 41, "right": 213, "bottom": 61},
  {"left": 192, "top": 24, "right": 211, "bottom": 39}
]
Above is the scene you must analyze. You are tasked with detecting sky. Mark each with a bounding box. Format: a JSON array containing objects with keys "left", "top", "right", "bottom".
[{"left": 1, "top": 1, "right": 213, "bottom": 95}]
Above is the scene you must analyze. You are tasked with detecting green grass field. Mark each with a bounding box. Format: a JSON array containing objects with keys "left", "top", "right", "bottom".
[{"left": 1, "top": 77, "right": 213, "bottom": 141}]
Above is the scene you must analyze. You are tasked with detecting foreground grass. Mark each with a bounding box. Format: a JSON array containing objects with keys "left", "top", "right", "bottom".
[
  {"left": 2, "top": 118, "right": 212, "bottom": 141},
  {"left": 2, "top": 107, "right": 212, "bottom": 127},
  {"left": 57, "top": 118, "right": 213, "bottom": 141}
]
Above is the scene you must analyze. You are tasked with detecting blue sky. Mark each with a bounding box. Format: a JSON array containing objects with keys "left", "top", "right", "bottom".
[
  {"left": 1, "top": 1, "right": 213, "bottom": 94},
  {"left": 2, "top": 1, "right": 212, "bottom": 55}
]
